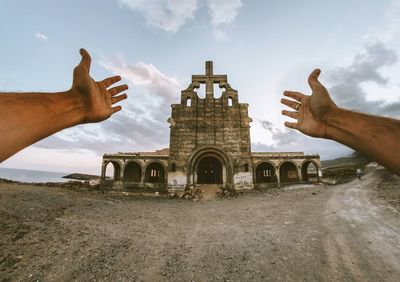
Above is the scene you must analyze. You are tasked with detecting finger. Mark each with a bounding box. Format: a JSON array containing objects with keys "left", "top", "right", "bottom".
[
  {"left": 283, "top": 91, "right": 304, "bottom": 102},
  {"left": 79, "top": 48, "right": 92, "bottom": 72},
  {"left": 108, "top": 84, "right": 128, "bottom": 96},
  {"left": 101, "top": 76, "right": 121, "bottom": 88},
  {"left": 112, "top": 94, "right": 128, "bottom": 104},
  {"left": 112, "top": 106, "right": 122, "bottom": 114},
  {"left": 308, "top": 68, "right": 321, "bottom": 92},
  {"left": 284, "top": 121, "right": 298, "bottom": 130},
  {"left": 282, "top": 110, "right": 299, "bottom": 119},
  {"left": 281, "top": 98, "right": 300, "bottom": 110}
]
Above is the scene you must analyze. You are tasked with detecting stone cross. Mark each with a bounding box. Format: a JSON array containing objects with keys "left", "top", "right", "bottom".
[{"left": 192, "top": 61, "right": 227, "bottom": 99}]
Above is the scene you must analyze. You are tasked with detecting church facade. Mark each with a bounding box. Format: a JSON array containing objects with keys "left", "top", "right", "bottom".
[{"left": 100, "top": 62, "right": 321, "bottom": 191}]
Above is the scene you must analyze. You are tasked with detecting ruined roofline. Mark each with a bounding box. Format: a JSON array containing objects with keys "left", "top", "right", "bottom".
[
  {"left": 252, "top": 152, "right": 305, "bottom": 155},
  {"left": 252, "top": 152, "right": 319, "bottom": 157},
  {"left": 103, "top": 148, "right": 169, "bottom": 157}
]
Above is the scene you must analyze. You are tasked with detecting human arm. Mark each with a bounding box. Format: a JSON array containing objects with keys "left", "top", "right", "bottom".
[
  {"left": 281, "top": 69, "right": 400, "bottom": 175},
  {"left": 0, "top": 49, "right": 128, "bottom": 162}
]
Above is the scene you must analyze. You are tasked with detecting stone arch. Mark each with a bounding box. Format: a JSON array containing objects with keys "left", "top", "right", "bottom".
[
  {"left": 301, "top": 160, "right": 319, "bottom": 182},
  {"left": 187, "top": 146, "right": 233, "bottom": 189},
  {"left": 105, "top": 161, "right": 121, "bottom": 181},
  {"left": 255, "top": 162, "right": 277, "bottom": 183},
  {"left": 144, "top": 162, "right": 166, "bottom": 183},
  {"left": 123, "top": 161, "right": 142, "bottom": 182},
  {"left": 279, "top": 161, "right": 299, "bottom": 183}
]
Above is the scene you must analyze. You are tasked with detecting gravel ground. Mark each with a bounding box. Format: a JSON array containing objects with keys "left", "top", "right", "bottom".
[{"left": 0, "top": 166, "right": 399, "bottom": 281}]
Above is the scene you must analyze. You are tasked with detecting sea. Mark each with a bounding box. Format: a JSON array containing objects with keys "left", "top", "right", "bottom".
[{"left": 0, "top": 167, "right": 70, "bottom": 183}]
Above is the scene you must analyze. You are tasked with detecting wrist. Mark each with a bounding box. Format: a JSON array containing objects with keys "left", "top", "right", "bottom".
[
  {"left": 325, "top": 106, "right": 343, "bottom": 140},
  {"left": 56, "top": 90, "right": 85, "bottom": 126}
]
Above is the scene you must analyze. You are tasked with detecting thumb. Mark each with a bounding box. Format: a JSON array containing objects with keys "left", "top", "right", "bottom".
[
  {"left": 308, "top": 68, "right": 321, "bottom": 92},
  {"left": 78, "top": 48, "right": 91, "bottom": 73}
]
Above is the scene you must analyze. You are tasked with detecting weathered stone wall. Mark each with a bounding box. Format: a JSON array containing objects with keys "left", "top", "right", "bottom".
[
  {"left": 101, "top": 62, "right": 321, "bottom": 192},
  {"left": 167, "top": 62, "right": 253, "bottom": 189}
]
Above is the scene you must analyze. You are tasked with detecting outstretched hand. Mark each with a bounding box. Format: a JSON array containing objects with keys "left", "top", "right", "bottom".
[
  {"left": 281, "top": 69, "right": 337, "bottom": 138},
  {"left": 71, "top": 48, "right": 128, "bottom": 123}
]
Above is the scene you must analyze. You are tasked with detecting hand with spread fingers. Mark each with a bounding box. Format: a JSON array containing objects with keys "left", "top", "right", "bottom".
[
  {"left": 281, "top": 69, "right": 337, "bottom": 138},
  {"left": 71, "top": 48, "right": 128, "bottom": 123},
  {"left": 0, "top": 49, "right": 128, "bottom": 162},
  {"left": 280, "top": 69, "right": 400, "bottom": 175}
]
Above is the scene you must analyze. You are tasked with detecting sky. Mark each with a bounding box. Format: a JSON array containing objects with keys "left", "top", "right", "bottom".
[{"left": 1, "top": 0, "right": 400, "bottom": 174}]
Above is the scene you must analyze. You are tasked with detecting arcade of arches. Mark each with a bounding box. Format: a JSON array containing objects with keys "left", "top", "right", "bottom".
[{"left": 102, "top": 159, "right": 167, "bottom": 185}]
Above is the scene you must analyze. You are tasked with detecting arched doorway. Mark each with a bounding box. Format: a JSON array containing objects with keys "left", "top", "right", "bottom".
[
  {"left": 280, "top": 162, "right": 298, "bottom": 183},
  {"left": 256, "top": 162, "right": 277, "bottom": 183},
  {"left": 105, "top": 161, "right": 121, "bottom": 181},
  {"left": 123, "top": 162, "right": 142, "bottom": 182},
  {"left": 197, "top": 156, "right": 223, "bottom": 184},
  {"left": 145, "top": 162, "right": 165, "bottom": 183},
  {"left": 301, "top": 161, "right": 319, "bottom": 182}
]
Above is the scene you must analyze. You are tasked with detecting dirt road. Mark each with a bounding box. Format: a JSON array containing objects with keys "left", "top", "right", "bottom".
[{"left": 1, "top": 167, "right": 399, "bottom": 281}]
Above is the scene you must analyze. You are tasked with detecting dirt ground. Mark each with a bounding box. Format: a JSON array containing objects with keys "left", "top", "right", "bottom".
[{"left": 1, "top": 166, "right": 399, "bottom": 282}]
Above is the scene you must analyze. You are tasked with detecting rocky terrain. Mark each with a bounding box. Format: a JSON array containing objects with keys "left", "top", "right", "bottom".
[{"left": 0, "top": 166, "right": 399, "bottom": 281}]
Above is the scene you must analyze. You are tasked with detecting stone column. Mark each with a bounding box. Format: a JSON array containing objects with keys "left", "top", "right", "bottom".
[
  {"left": 276, "top": 166, "right": 281, "bottom": 188},
  {"left": 101, "top": 162, "right": 106, "bottom": 180},
  {"left": 298, "top": 165, "right": 303, "bottom": 182}
]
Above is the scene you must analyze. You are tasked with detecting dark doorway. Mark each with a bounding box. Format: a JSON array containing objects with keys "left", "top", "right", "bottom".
[
  {"left": 123, "top": 162, "right": 142, "bottom": 182},
  {"left": 256, "top": 162, "right": 277, "bottom": 183},
  {"left": 197, "top": 156, "right": 222, "bottom": 184},
  {"left": 280, "top": 162, "right": 298, "bottom": 183},
  {"left": 145, "top": 162, "right": 165, "bottom": 183}
]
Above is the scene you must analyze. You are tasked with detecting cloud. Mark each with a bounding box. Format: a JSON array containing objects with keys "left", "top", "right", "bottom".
[
  {"left": 327, "top": 41, "right": 399, "bottom": 117},
  {"left": 35, "top": 32, "right": 48, "bottom": 41},
  {"left": 205, "top": 0, "right": 242, "bottom": 26},
  {"left": 212, "top": 29, "right": 228, "bottom": 41},
  {"left": 118, "top": 0, "right": 243, "bottom": 39},
  {"left": 254, "top": 121, "right": 352, "bottom": 160},
  {"left": 259, "top": 120, "right": 274, "bottom": 133},
  {"left": 118, "top": 0, "right": 198, "bottom": 32},
  {"left": 35, "top": 58, "right": 183, "bottom": 155}
]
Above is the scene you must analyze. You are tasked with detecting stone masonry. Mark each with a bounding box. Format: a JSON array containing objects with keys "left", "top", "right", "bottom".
[{"left": 101, "top": 62, "right": 321, "bottom": 191}]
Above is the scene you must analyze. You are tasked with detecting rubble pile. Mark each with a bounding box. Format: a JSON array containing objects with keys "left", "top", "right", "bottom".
[
  {"left": 168, "top": 186, "right": 203, "bottom": 201},
  {"left": 216, "top": 188, "right": 238, "bottom": 198}
]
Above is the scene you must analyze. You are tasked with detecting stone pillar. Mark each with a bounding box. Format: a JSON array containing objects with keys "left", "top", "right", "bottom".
[
  {"left": 298, "top": 165, "right": 303, "bottom": 182},
  {"left": 276, "top": 166, "right": 281, "bottom": 188},
  {"left": 101, "top": 161, "right": 106, "bottom": 180},
  {"left": 141, "top": 165, "right": 146, "bottom": 186},
  {"left": 120, "top": 162, "right": 125, "bottom": 181}
]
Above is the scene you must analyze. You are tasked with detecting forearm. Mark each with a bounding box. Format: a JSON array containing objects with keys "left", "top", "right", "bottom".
[
  {"left": 326, "top": 108, "right": 400, "bottom": 175},
  {"left": 0, "top": 91, "right": 84, "bottom": 162}
]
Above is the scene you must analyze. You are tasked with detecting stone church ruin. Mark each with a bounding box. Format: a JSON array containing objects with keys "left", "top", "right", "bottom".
[{"left": 101, "top": 62, "right": 321, "bottom": 191}]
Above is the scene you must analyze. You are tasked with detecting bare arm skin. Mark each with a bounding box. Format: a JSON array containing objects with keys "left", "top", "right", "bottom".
[
  {"left": 0, "top": 49, "right": 128, "bottom": 162},
  {"left": 281, "top": 69, "right": 400, "bottom": 175}
]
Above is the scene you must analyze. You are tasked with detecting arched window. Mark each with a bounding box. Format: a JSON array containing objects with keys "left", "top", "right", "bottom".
[
  {"left": 105, "top": 161, "right": 121, "bottom": 181},
  {"left": 255, "top": 162, "right": 277, "bottom": 183},
  {"left": 228, "top": 97, "right": 233, "bottom": 107},
  {"left": 244, "top": 163, "right": 249, "bottom": 172},
  {"left": 186, "top": 97, "right": 191, "bottom": 107},
  {"left": 145, "top": 162, "right": 166, "bottom": 183},
  {"left": 301, "top": 161, "right": 319, "bottom": 182},
  {"left": 171, "top": 163, "right": 176, "bottom": 172}
]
